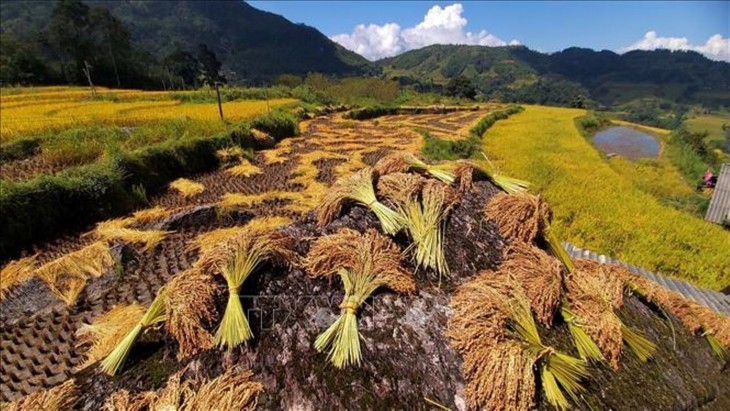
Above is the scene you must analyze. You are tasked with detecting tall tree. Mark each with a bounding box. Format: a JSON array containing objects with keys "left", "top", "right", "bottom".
[
  {"left": 47, "top": 0, "right": 92, "bottom": 83},
  {"left": 196, "top": 44, "right": 224, "bottom": 85}
]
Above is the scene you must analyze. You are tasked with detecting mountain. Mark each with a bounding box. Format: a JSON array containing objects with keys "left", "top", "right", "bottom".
[
  {"left": 0, "top": 0, "right": 370, "bottom": 84},
  {"left": 378, "top": 45, "right": 730, "bottom": 108}
]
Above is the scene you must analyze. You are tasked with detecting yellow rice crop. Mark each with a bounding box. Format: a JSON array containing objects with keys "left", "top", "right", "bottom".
[{"left": 481, "top": 105, "right": 729, "bottom": 290}]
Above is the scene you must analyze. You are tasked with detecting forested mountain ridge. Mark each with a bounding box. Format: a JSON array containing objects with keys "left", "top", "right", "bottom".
[
  {"left": 379, "top": 44, "right": 730, "bottom": 107},
  {"left": 0, "top": 0, "right": 369, "bottom": 87}
]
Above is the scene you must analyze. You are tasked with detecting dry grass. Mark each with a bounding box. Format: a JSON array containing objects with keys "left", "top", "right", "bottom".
[
  {"left": 170, "top": 178, "right": 205, "bottom": 197},
  {"left": 304, "top": 228, "right": 415, "bottom": 368},
  {"left": 165, "top": 269, "right": 220, "bottom": 360},
  {"left": 76, "top": 304, "right": 146, "bottom": 370},
  {"left": 3, "top": 379, "right": 77, "bottom": 411},
  {"left": 374, "top": 152, "right": 455, "bottom": 184},
  {"left": 0, "top": 254, "right": 38, "bottom": 300},
  {"left": 35, "top": 241, "right": 114, "bottom": 305},
  {"left": 500, "top": 243, "right": 563, "bottom": 327},
  {"left": 316, "top": 167, "right": 406, "bottom": 234},
  {"left": 216, "top": 146, "right": 247, "bottom": 164},
  {"left": 188, "top": 216, "right": 292, "bottom": 254},
  {"left": 218, "top": 191, "right": 299, "bottom": 210},
  {"left": 130, "top": 206, "right": 170, "bottom": 225},
  {"left": 227, "top": 159, "right": 262, "bottom": 177}
]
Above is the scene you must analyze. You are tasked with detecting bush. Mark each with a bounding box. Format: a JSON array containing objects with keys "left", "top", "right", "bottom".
[
  {"left": 345, "top": 105, "right": 399, "bottom": 120},
  {"left": 470, "top": 105, "right": 523, "bottom": 137},
  {"left": 249, "top": 110, "right": 300, "bottom": 140},
  {"left": 0, "top": 137, "right": 41, "bottom": 162}
]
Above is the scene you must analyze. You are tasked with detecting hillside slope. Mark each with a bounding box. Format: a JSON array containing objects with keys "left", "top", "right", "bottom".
[
  {"left": 0, "top": 0, "right": 369, "bottom": 82},
  {"left": 378, "top": 45, "right": 730, "bottom": 107}
]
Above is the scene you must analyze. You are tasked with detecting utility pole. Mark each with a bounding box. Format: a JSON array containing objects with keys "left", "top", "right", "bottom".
[
  {"left": 215, "top": 81, "right": 224, "bottom": 121},
  {"left": 83, "top": 60, "right": 97, "bottom": 97}
]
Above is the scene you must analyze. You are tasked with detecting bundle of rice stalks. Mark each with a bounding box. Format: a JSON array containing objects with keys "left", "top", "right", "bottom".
[
  {"left": 100, "top": 287, "right": 169, "bottom": 375},
  {"left": 216, "top": 145, "right": 247, "bottom": 164},
  {"left": 500, "top": 243, "right": 563, "bottom": 327},
  {"left": 170, "top": 178, "right": 205, "bottom": 197},
  {"left": 316, "top": 167, "right": 406, "bottom": 235},
  {"left": 36, "top": 241, "right": 114, "bottom": 305},
  {"left": 181, "top": 369, "right": 264, "bottom": 410},
  {"left": 618, "top": 269, "right": 728, "bottom": 360},
  {"left": 76, "top": 304, "right": 146, "bottom": 370},
  {"left": 187, "top": 216, "right": 292, "bottom": 254},
  {"left": 454, "top": 159, "right": 530, "bottom": 194},
  {"left": 204, "top": 229, "right": 294, "bottom": 350},
  {"left": 304, "top": 229, "right": 415, "bottom": 368},
  {"left": 376, "top": 172, "right": 425, "bottom": 205},
  {"left": 400, "top": 181, "right": 459, "bottom": 278},
  {"left": 375, "top": 152, "right": 456, "bottom": 184},
  {"left": 3, "top": 379, "right": 77, "bottom": 411},
  {"left": 102, "top": 390, "right": 152, "bottom": 411},
  {"left": 227, "top": 158, "right": 262, "bottom": 177},
  {"left": 448, "top": 272, "right": 587, "bottom": 410},
  {"left": 165, "top": 269, "right": 219, "bottom": 360},
  {"left": 94, "top": 220, "right": 171, "bottom": 251},
  {"left": 484, "top": 192, "right": 551, "bottom": 244},
  {"left": 0, "top": 254, "right": 38, "bottom": 300}
]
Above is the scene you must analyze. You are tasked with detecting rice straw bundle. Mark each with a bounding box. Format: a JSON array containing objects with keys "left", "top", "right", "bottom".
[
  {"left": 181, "top": 369, "right": 264, "bottom": 410},
  {"left": 170, "top": 178, "right": 205, "bottom": 197},
  {"left": 216, "top": 145, "right": 247, "bottom": 164},
  {"left": 227, "top": 158, "right": 262, "bottom": 177},
  {"left": 76, "top": 304, "right": 146, "bottom": 370},
  {"left": 205, "top": 229, "right": 294, "bottom": 350},
  {"left": 100, "top": 286, "right": 169, "bottom": 375},
  {"left": 500, "top": 243, "right": 563, "bottom": 327},
  {"left": 3, "top": 379, "right": 77, "bottom": 411},
  {"left": 165, "top": 269, "right": 220, "bottom": 360},
  {"left": 130, "top": 206, "right": 170, "bottom": 225},
  {"left": 316, "top": 167, "right": 406, "bottom": 235},
  {"left": 94, "top": 220, "right": 171, "bottom": 251},
  {"left": 455, "top": 160, "right": 530, "bottom": 194},
  {"left": 400, "top": 181, "right": 459, "bottom": 277},
  {"left": 448, "top": 272, "right": 587, "bottom": 410},
  {"left": 374, "top": 152, "right": 455, "bottom": 184},
  {"left": 304, "top": 229, "right": 415, "bottom": 368},
  {"left": 0, "top": 254, "right": 38, "bottom": 300},
  {"left": 376, "top": 172, "right": 425, "bottom": 205},
  {"left": 484, "top": 192, "right": 551, "bottom": 244},
  {"left": 102, "top": 389, "right": 152, "bottom": 411},
  {"left": 35, "top": 241, "right": 114, "bottom": 305}
]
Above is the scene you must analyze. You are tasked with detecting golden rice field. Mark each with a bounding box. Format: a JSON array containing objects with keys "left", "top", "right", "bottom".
[
  {"left": 482, "top": 105, "right": 729, "bottom": 290},
  {"left": 0, "top": 86, "right": 296, "bottom": 140}
]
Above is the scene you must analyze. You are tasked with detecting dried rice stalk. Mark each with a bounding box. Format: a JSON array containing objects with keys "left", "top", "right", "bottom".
[
  {"left": 316, "top": 167, "right": 406, "bottom": 235},
  {"left": 130, "top": 206, "right": 170, "bottom": 225},
  {"left": 204, "top": 228, "right": 294, "bottom": 350},
  {"left": 188, "top": 216, "right": 292, "bottom": 254},
  {"left": 165, "top": 269, "right": 219, "bottom": 360},
  {"left": 170, "top": 178, "right": 205, "bottom": 197},
  {"left": 36, "top": 241, "right": 114, "bottom": 305},
  {"left": 0, "top": 254, "right": 38, "bottom": 300},
  {"left": 76, "top": 304, "right": 146, "bottom": 370},
  {"left": 304, "top": 229, "right": 415, "bottom": 368},
  {"left": 94, "top": 221, "right": 171, "bottom": 251},
  {"left": 374, "top": 152, "right": 455, "bottom": 184},
  {"left": 227, "top": 158, "right": 262, "bottom": 177},
  {"left": 148, "top": 372, "right": 193, "bottom": 410},
  {"left": 216, "top": 146, "right": 247, "bottom": 164},
  {"left": 181, "top": 369, "right": 264, "bottom": 410},
  {"left": 500, "top": 243, "right": 563, "bottom": 327},
  {"left": 485, "top": 192, "right": 551, "bottom": 244},
  {"left": 448, "top": 272, "right": 587, "bottom": 410},
  {"left": 3, "top": 379, "right": 77, "bottom": 411},
  {"left": 102, "top": 389, "right": 152, "bottom": 411},
  {"left": 400, "top": 181, "right": 459, "bottom": 278},
  {"left": 376, "top": 172, "right": 425, "bottom": 205},
  {"left": 101, "top": 287, "right": 170, "bottom": 375}
]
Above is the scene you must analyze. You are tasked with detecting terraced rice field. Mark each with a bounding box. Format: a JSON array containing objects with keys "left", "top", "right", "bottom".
[
  {"left": 0, "top": 87, "right": 295, "bottom": 141},
  {"left": 0, "top": 108, "right": 494, "bottom": 402}
]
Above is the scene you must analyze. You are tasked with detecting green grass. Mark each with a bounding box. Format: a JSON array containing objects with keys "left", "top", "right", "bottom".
[
  {"left": 683, "top": 113, "right": 730, "bottom": 149},
  {"left": 481, "top": 105, "right": 729, "bottom": 290}
]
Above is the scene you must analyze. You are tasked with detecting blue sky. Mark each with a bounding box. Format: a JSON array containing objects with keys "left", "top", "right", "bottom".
[{"left": 248, "top": 1, "right": 729, "bottom": 61}]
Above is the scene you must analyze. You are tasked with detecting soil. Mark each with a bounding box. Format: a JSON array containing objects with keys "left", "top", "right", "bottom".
[{"left": 1, "top": 111, "right": 728, "bottom": 409}]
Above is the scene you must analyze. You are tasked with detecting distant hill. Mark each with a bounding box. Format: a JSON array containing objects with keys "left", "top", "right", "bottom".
[
  {"left": 0, "top": 0, "right": 369, "bottom": 84},
  {"left": 378, "top": 45, "right": 730, "bottom": 108}
]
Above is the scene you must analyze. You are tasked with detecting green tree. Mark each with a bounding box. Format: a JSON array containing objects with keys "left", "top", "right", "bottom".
[
  {"left": 47, "top": 0, "right": 93, "bottom": 83},
  {"left": 196, "top": 44, "right": 224, "bottom": 85},
  {"left": 445, "top": 76, "right": 477, "bottom": 100}
]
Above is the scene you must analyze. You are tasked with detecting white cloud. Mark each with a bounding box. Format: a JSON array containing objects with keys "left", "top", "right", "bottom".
[
  {"left": 622, "top": 31, "right": 730, "bottom": 62},
  {"left": 331, "top": 3, "right": 518, "bottom": 60}
]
